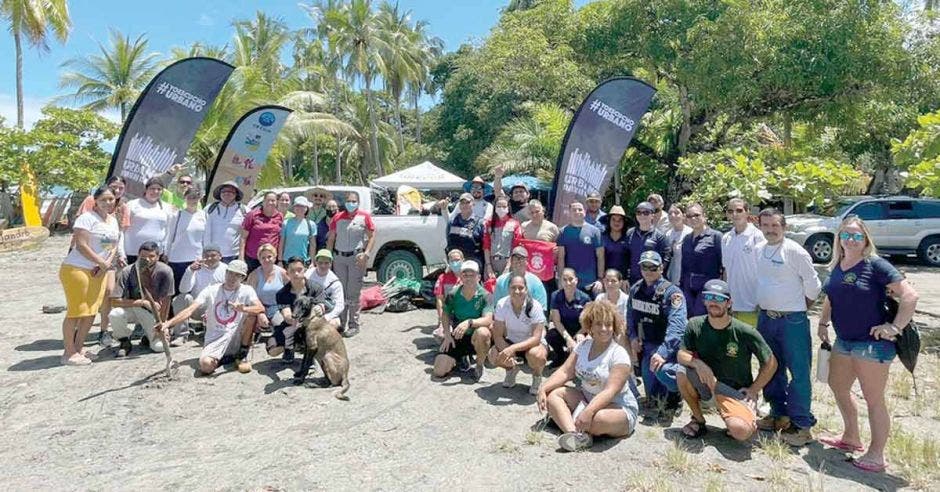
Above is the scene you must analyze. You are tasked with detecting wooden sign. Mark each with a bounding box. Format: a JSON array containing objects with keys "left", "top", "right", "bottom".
[{"left": 0, "top": 226, "right": 50, "bottom": 252}]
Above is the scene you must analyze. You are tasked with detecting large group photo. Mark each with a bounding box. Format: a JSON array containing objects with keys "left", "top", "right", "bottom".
[{"left": 1, "top": 0, "right": 939, "bottom": 490}]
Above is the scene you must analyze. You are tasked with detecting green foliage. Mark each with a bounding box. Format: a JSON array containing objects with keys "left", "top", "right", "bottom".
[
  {"left": 894, "top": 110, "right": 940, "bottom": 197},
  {"left": 475, "top": 102, "right": 570, "bottom": 179},
  {"left": 0, "top": 107, "right": 119, "bottom": 192}
]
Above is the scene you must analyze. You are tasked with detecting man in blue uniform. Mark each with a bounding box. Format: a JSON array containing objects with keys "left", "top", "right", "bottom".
[
  {"left": 447, "top": 193, "right": 484, "bottom": 269},
  {"left": 625, "top": 201, "right": 672, "bottom": 284},
  {"left": 627, "top": 251, "right": 687, "bottom": 414}
]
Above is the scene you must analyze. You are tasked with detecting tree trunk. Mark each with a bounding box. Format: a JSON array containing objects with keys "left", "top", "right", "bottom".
[
  {"left": 413, "top": 90, "right": 421, "bottom": 143},
  {"left": 677, "top": 85, "right": 692, "bottom": 154},
  {"left": 783, "top": 112, "right": 792, "bottom": 148},
  {"left": 394, "top": 92, "right": 405, "bottom": 151},
  {"left": 335, "top": 135, "right": 343, "bottom": 183},
  {"left": 364, "top": 76, "right": 383, "bottom": 177},
  {"left": 312, "top": 132, "right": 320, "bottom": 185},
  {"left": 120, "top": 103, "right": 127, "bottom": 123},
  {"left": 14, "top": 29, "right": 24, "bottom": 129}
]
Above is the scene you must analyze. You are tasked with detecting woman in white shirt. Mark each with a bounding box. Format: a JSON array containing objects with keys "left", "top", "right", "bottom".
[
  {"left": 205, "top": 181, "right": 246, "bottom": 263},
  {"left": 165, "top": 187, "right": 207, "bottom": 292},
  {"left": 124, "top": 177, "right": 171, "bottom": 263},
  {"left": 488, "top": 274, "right": 549, "bottom": 395},
  {"left": 59, "top": 187, "right": 121, "bottom": 366},
  {"left": 537, "top": 300, "right": 638, "bottom": 452},
  {"left": 665, "top": 204, "right": 692, "bottom": 284}
]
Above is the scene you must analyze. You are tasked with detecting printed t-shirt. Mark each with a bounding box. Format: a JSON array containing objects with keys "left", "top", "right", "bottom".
[
  {"left": 444, "top": 284, "right": 493, "bottom": 328},
  {"left": 823, "top": 257, "right": 904, "bottom": 342},
  {"left": 197, "top": 284, "right": 259, "bottom": 343},
  {"left": 64, "top": 211, "right": 121, "bottom": 270},
  {"left": 681, "top": 316, "right": 773, "bottom": 389},
  {"left": 574, "top": 338, "right": 637, "bottom": 410},
  {"left": 557, "top": 223, "right": 602, "bottom": 285}
]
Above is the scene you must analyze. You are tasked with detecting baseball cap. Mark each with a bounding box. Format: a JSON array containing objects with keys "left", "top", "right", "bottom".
[
  {"left": 293, "top": 196, "right": 312, "bottom": 209},
  {"left": 702, "top": 279, "right": 731, "bottom": 300},
  {"left": 636, "top": 201, "right": 655, "bottom": 212},
  {"left": 471, "top": 176, "right": 485, "bottom": 185},
  {"left": 460, "top": 260, "right": 480, "bottom": 273},
  {"left": 586, "top": 191, "right": 602, "bottom": 202},
  {"left": 510, "top": 182, "right": 529, "bottom": 192},
  {"left": 459, "top": 192, "right": 474, "bottom": 203},
  {"left": 315, "top": 249, "right": 333, "bottom": 261},
  {"left": 511, "top": 246, "right": 528, "bottom": 258},
  {"left": 638, "top": 250, "right": 662, "bottom": 266},
  {"left": 227, "top": 259, "right": 249, "bottom": 277},
  {"left": 203, "top": 244, "right": 222, "bottom": 255}
]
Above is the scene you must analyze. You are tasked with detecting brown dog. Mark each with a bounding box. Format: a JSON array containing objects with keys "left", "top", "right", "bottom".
[{"left": 291, "top": 296, "right": 350, "bottom": 400}]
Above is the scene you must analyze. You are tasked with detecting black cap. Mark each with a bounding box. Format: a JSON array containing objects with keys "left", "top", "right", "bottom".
[{"left": 702, "top": 279, "right": 731, "bottom": 300}]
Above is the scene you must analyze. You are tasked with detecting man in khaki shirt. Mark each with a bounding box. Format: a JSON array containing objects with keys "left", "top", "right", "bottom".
[{"left": 521, "top": 199, "right": 558, "bottom": 242}]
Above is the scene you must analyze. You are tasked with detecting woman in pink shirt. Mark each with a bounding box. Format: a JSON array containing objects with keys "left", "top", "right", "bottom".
[
  {"left": 483, "top": 196, "right": 523, "bottom": 279},
  {"left": 240, "top": 191, "right": 283, "bottom": 273}
]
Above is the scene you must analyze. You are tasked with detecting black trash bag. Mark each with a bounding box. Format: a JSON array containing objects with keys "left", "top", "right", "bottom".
[
  {"left": 386, "top": 296, "right": 416, "bottom": 312},
  {"left": 885, "top": 295, "right": 921, "bottom": 376}
]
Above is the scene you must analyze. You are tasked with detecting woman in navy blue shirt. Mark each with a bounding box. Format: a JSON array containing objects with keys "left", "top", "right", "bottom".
[
  {"left": 600, "top": 206, "right": 629, "bottom": 290},
  {"left": 548, "top": 268, "right": 592, "bottom": 367},
  {"left": 680, "top": 203, "right": 723, "bottom": 317},
  {"left": 817, "top": 217, "right": 918, "bottom": 473}
]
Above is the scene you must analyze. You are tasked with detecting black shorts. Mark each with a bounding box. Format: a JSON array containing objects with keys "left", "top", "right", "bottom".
[{"left": 443, "top": 334, "right": 476, "bottom": 359}]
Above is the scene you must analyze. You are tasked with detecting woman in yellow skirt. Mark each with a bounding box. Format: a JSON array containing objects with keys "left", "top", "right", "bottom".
[{"left": 59, "top": 187, "right": 121, "bottom": 366}]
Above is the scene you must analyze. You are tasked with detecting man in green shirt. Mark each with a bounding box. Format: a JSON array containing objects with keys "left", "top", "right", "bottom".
[
  {"left": 677, "top": 279, "right": 777, "bottom": 442},
  {"left": 433, "top": 261, "right": 494, "bottom": 381}
]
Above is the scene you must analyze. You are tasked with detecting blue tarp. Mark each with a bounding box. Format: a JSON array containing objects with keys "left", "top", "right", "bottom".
[{"left": 499, "top": 174, "right": 551, "bottom": 192}]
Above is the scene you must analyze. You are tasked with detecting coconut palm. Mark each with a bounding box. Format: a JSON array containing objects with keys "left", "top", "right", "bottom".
[
  {"left": 168, "top": 42, "right": 230, "bottom": 63},
  {"left": 377, "top": 1, "right": 421, "bottom": 151},
  {"left": 231, "top": 11, "right": 290, "bottom": 91},
  {"left": 279, "top": 90, "right": 358, "bottom": 184},
  {"left": 406, "top": 19, "right": 442, "bottom": 143},
  {"left": 58, "top": 29, "right": 160, "bottom": 122},
  {"left": 1, "top": 0, "right": 71, "bottom": 128}
]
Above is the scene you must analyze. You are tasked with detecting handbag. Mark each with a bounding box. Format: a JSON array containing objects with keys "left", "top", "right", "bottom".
[{"left": 884, "top": 294, "right": 921, "bottom": 392}]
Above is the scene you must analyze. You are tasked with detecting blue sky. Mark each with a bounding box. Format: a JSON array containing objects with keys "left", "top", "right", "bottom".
[{"left": 0, "top": 0, "right": 536, "bottom": 127}]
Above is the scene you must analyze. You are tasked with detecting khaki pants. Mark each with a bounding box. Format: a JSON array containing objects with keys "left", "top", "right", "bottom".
[
  {"left": 333, "top": 253, "right": 364, "bottom": 331},
  {"left": 109, "top": 306, "right": 157, "bottom": 341}
]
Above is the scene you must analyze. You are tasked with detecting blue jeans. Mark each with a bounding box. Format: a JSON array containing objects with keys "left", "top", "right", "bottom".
[
  {"left": 640, "top": 341, "right": 679, "bottom": 398},
  {"left": 757, "top": 310, "right": 816, "bottom": 429}
]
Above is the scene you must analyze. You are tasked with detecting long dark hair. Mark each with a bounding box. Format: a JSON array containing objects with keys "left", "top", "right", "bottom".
[{"left": 508, "top": 273, "right": 535, "bottom": 317}]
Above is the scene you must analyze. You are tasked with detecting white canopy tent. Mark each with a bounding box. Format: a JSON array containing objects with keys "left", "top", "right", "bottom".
[{"left": 370, "top": 161, "right": 465, "bottom": 191}]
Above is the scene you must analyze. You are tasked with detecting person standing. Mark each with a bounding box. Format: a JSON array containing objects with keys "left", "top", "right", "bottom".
[
  {"left": 165, "top": 187, "right": 207, "bottom": 294},
  {"left": 124, "top": 178, "right": 172, "bottom": 264},
  {"left": 240, "top": 191, "right": 284, "bottom": 273},
  {"left": 754, "top": 208, "right": 822, "bottom": 446},
  {"left": 447, "top": 193, "right": 485, "bottom": 269},
  {"left": 557, "top": 202, "right": 604, "bottom": 295},
  {"left": 680, "top": 203, "right": 723, "bottom": 317},
  {"left": 483, "top": 195, "right": 523, "bottom": 279},
  {"left": 676, "top": 280, "right": 777, "bottom": 441},
  {"left": 817, "top": 217, "right": 919, "bottom": 472},
  {"left": 648, "top": 194, "right": 671, "bottom": 234},
  {"left": 276, "top": 191, "right": 294, "bottom": 220},
  {"left": 305, "top": 186, "right": 332, "bottom": 251},
  {"left": 625, "top": 202, "right": 671, "bottom": 285},
  {"left": 600, "top": 206, "right": 629, "bottom": 285},
  {"left": 434, "top": 250, "right": 466, "bottom": 338},
  {"left": 664, "top": 204, "right": 691, "bottom": 284},
  {"left": 584, "top": 191, "right": 607, "bottom": 233},
  {"left": 60, "top": 186, "right": 121, "bottom": 365},
  {"left": 521, "top": 199, "right": 560, "bottom": 294},
  {"left": 109, "top": 241, "right": 175, "bottom": 357},
  {"left": 492, "top": 165, "right": 532, "bottom": 222},
  {"left": 627, "top": 251, "right": 686, "bottom": 413},
  {"left": 278, "top": 196, "right": 317, "bottom": 266},
  {"left": 327, "top": 190, "right": 375, "bottom": 338},
  {"left": 205, "top": 181, "right": 246, "bottom": 263},
  {"left": 452, "top": 175, "right": 493, "bottom": 222},
  {"left": 721, "top": 198, "right": 764, "bottom": 327}
]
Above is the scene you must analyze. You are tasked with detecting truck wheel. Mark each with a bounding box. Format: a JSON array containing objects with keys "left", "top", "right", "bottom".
[
  {"left": 806, "top": 234, "right": 833, "bottom": 264},
  {"left": 918, "top": 237, "right": 940, "bottom": 267},
  {"left": 377, "top": 250, "right": 422, "bottom": 282}
]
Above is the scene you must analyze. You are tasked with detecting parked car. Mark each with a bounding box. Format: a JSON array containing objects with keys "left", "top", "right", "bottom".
[
  {"left": 249, "top": 185, "right": 447, "bottom": 281},
  {"left": 786, "top": 195, "right": 940, "bottom": 266}
]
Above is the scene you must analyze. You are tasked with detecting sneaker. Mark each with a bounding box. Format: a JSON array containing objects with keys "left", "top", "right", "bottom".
[
  {"left": 150, "top": 338, "right": 165, "bottom": 353},
  {"left": 236, "top": 358, "right": 252, "bottom": 374},
  {"left": 98, "top": 331, "right": 114, "bottom": 348},
  {"left": 342, "top": 327, "right": 360, "bottom": 338},
  {"left": 63, "top": 353, "right": 91, "bottom": 366},
  {"left": 758, "top": 416, "right": 791, "bottom": 432},
  {"left": 529, "top": 375, "right": 542, "bottom": 395},
  {"left": 558, "top": 432, "right": 593, "bottom": 452},
  {"left": 116, "top": 338, "right": 132, "bottom": 358},
  {"left": 503, "top": 366, "right": 520, "bottom": 388},
  {"left": 781, "top": 427, "right": 814, "bottom": 447}
]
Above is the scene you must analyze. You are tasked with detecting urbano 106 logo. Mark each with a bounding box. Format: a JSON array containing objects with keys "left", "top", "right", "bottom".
[{"left": 258, "top": 111, "right": 276, "bottom": 127}]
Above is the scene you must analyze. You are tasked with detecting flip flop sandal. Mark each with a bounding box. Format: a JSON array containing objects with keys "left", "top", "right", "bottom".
[
  {"left": 819, "top": 436, "right": 864, "bottom": 452},
  {"left": 682, "top": 418, "right": 708, "bottom": 439},
  {"left": 851, "top": 458, "right": 887, "bottom": 473}
]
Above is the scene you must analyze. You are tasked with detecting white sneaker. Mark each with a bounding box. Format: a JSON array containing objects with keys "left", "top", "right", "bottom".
[
  {"left": 558, "top": 432, "right": 593, "bottom": 452},
  {"left": 529, "top": 375, "right": 542, "bottom": 395},
  {"left": 150, "top": 339, "right": 165, "bottom": 353},
  {"left": 503, "top": 366, "right": 520, "bottom": 387}
]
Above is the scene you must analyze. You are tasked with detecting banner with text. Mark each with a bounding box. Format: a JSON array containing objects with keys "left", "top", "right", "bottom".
[
  {"left": 205, "top": 105, "right": 293, "bottom": 204},
  {"left": 548, "top": 77, "right": 656, "bottom": 225},
  {"left": 106, "top": 57, "right": 234, "bottom": 198}
]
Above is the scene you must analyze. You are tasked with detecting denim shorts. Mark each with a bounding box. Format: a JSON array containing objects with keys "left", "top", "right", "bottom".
[{"left": 833, "top": 338, "right": 896, "bottom": 364}]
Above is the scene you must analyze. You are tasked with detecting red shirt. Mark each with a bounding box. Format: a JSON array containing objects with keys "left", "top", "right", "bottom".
[
  {"left": 482, "top": 215, "right": 522, "bottom": 254},
  {"left": 434, "top": 271, "right": 460, "bottom": 297},
  {"left": 241, "top": 208, "right": 283, "bottom": 258}
]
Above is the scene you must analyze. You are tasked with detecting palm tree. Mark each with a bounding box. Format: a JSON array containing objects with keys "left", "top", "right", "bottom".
[
  {"left": 279, "top": 90, "right": 357, "bottom": 184},
  {"left": 168, "top": 42, "right": 230, "bottom": 62},
  {"left": 231, "top": 11, "right": 290, "bottom": 91},
  {"left": 58, "top": 29, "right": 160, "bottom": 122},
  {"left": 378, "top": 1, "right": 420, "bottom": 151},
  {"left": 406, "top": 19, "right": 442, "bottom": 143},
  {"left": 1, "top": 0, "right": 71, "bottom": 128}
]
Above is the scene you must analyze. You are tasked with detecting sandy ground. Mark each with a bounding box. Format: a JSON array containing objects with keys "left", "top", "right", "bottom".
[{"left": 1, "top": 235, "right": 938, "bottom": 491}]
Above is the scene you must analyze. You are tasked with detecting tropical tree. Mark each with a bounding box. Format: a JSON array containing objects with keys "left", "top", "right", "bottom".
[
  {"left": 278, "top": 90, "right": 357, "bottom": 184},
  {"left": 58, "top": 29, "right": 160, "bottom": 122},
  {"left": 1, "top": 0, "right": 71, "bottom": 128},
  {"left": 231, "top": 11, "right": 290, "bottom": 92}
]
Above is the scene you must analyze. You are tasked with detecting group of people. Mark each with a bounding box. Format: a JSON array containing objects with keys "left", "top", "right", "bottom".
[
  {"left": 58, "top": 170, "right": 919, "bottom": 469},
  {"left": 58, "top": 169, "right": 374, "bottom": 376},
  {"left": 435, "top": 192, "right": 918, "bottom": 469}
]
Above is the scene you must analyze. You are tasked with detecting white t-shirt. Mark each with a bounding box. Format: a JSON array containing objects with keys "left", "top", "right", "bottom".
[
  {"left": 304, "top": 268, "right": 346, "bottom": 320},
  {"left": 63, "top": 211, "right": 122, "bottom": 270},
  {"left": 178, "top": 262, "right": 227, "bottom": 297},
  {"left": 595, "top": 291, "right": 629, "bottom": 326},
  {"left": 197, "top": 283, "right": 259, "bottom": 344},
  {"left": 166, "top": 209, "right": 207, "bottom": 263},
  {"left": 755, "top": 238, "right": 822, "bottom": 312},
  {"left": 575, "top": 338, "right": 632, "bottom": 399},
  {"left": 205, "top": 202, "right": 246, "bottom": 258},
  {"left": 665, "top": 225, "right": 691, "bottom": 284},
  {"left": 494, "top": 297, "right": 546, "bottom": 343},
  {"left": 125, "top": 198, "right": 171, "bottom": 254},
  {"left": 721, "top": 223, "right": 764, "bottom": 312}
]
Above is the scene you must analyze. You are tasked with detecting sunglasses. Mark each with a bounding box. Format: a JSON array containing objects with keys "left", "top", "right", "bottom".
[
  {"left": 702, "top": 293, "right": 729, "bottom": 302},
  {"left": 640, "top": 264, "right": 660, "bottom": 271},
  {"left": 636, "top": 210, "right": 652, "bottom": 216},
  {"left": 221, "top": 188, "right": 236, "bottom": 194},
  {"left": 726, "top": 208, "right": 746, "bottom": 214},
  {"left": 839, "top": 231, "right": 865, "bottom": 242}
]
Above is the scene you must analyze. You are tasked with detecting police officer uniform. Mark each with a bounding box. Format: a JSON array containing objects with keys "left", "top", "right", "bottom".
[{"left": 627, "top": 251, "right": 688, "bottom": 404}]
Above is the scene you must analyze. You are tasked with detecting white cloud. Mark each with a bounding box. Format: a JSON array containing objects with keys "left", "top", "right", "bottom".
[{"left": 0, "top": 92, "right": 50, "bottom": 129}]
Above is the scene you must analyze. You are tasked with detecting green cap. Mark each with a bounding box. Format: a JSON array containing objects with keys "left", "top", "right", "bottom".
[{"left": 315, "top": 249, "right": 333, "bottom": 261}]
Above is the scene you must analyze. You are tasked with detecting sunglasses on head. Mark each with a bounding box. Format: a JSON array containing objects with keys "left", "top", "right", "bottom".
[
  {"left": 702, "top": 293, "right": 729, "bottom": 303},
  {"left": 640, "top": 263, "right": 660, "bottom": 271},
  {"left": 839, "top": 231, "right": 865, "bottom": 242}
]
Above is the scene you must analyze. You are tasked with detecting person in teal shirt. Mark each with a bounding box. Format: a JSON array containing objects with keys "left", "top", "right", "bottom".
[
  {"left": 278, "top": 196, "right": 317, "bottom": 265},
  {"left": 493, "top": 246, "right": 547, "bottom": 308}
]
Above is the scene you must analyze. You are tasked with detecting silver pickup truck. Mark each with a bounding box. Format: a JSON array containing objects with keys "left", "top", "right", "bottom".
[{"left": 249, "top": 185, "right": 447, "bottom": 281}]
